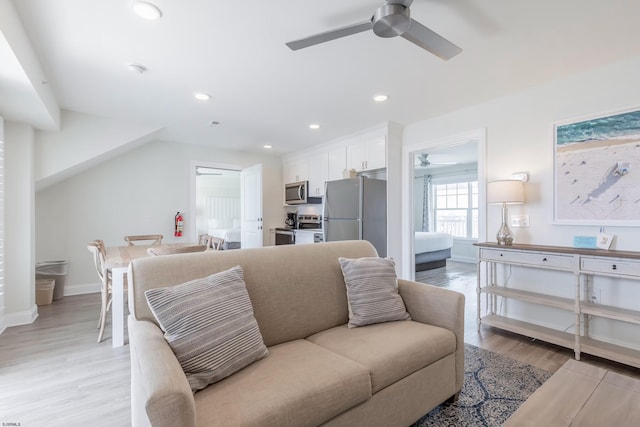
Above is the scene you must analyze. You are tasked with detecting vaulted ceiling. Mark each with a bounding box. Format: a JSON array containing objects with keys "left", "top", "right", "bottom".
[{"left": 3, "top": 0, "right": 640, "bottom": 154}]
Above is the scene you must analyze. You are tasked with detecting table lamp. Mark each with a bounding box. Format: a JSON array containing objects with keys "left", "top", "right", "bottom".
[{"left": 487, "top": 179, "right": 524, "bottom": 246}]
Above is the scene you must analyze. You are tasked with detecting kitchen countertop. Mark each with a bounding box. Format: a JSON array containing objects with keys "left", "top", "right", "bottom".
[{"left": 275, "top": 227, "right": 322, "bottom": 232}]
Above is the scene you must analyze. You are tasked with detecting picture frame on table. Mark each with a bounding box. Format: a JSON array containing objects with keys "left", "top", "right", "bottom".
[{"left": 553, "top": 106, "right": 640, "bottom": 226}]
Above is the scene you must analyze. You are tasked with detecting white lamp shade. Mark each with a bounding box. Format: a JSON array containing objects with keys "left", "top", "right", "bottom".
[{"left": 487, "top": 180, "right": 524, "bottom": 204}]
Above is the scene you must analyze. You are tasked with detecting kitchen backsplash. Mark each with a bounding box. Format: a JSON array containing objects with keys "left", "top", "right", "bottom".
[{"left": 294, "top": 204, "right": 322, "bottom": 216}]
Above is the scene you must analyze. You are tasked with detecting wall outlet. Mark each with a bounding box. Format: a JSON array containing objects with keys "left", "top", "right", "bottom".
[
  {"left": 510, "top": 215, "right": 530, "bottom": 228},
  {"left": 589, "top": 287, "right": 602, "bottom": 304}
]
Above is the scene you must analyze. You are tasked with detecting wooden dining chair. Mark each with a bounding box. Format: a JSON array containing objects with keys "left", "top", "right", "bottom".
[
  {"left": 146, "top": 245, "right": 208, "bottom": 256},
  {"left": 198, "top": 234, "right": 213, "bottom": 249},
  {"left": 211, "top": 237, "right": 225, "bottom": 250},
  {"left": 124, "top": 234, "right": 163, "bottom": 246},
  {"left": 88, "top": 239, "right": 124, "bottom": 343}
]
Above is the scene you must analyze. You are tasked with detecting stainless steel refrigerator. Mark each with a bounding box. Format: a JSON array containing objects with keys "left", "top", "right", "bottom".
[{"left": 323, "top": 176, "right": 387, "bottom": 257}]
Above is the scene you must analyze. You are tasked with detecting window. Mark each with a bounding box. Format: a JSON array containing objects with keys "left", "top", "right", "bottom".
[{"left": 434, "top": 181, "right": 478, "bottom": 239}]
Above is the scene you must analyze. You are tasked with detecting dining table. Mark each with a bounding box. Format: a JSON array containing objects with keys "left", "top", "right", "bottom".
[{"left": 104, "top": 243, "right": 194, "bottom": 347}]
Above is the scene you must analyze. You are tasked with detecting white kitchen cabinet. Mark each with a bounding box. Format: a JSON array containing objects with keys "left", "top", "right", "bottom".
[
  {"left": 307, "top": 151, "right": 328, "bottom": 196},
  {"left": 476, "top": 242, "right": 640, "bottom": 369},
  {"left": 284, "top": 157, "right": 309, "bottom": 184},
  {"left": 328, "top": 146, "right": 346, "bottom": 181},
  {"left": 346, "top": 135, "right": 386, "bottom": 172}
]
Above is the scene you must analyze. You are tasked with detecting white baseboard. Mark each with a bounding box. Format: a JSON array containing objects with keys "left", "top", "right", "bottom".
[
  {"left": 6, "top": 304, "right": 38, "bottom": 327},
  {"left": 65, "top": 282, "right": 100, "bottom": 296}
]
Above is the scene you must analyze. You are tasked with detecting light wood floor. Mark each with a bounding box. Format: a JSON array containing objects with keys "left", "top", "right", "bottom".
[
  {"left": 1, "top": 264, "right": 639, "bottom": 426},
  {"left": 0, "top": 294, "right": 131, "bottom": 426}
]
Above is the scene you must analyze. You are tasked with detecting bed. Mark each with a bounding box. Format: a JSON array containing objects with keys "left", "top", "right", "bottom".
[
  {"left": 415, "top": 232, "right": 453, "bottom": 271},
  {"left": 207, "top": 219, "right": 241, "bottom": 250}
]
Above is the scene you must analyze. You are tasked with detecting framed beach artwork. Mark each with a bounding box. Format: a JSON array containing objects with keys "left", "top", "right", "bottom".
[{"left": 554, "top": 107, "right": 640, "bottom": 225}]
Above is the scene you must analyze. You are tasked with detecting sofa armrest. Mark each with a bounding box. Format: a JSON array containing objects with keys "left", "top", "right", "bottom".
[
  {"left": 129, "top": 316, "right": 196, "bottom": 427},
  {"left": 398, "top": 279, "right": 465, "bottom": 393}
]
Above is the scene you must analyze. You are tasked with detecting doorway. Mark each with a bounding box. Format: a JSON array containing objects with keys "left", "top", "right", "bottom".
[
  {"left": 192, "top": 163, "right": 242, "bottom": 250},
  {"left": 402, "top": 129, "right": 487, "bottom": 280}
]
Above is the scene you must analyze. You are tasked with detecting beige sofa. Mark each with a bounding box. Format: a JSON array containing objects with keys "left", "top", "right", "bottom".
[{"left": 128, "top": 240, "right": 465, "bottom": 427}]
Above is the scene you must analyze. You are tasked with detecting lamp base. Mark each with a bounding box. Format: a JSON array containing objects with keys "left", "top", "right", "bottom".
[
  {"left": 496, "top": 224, "right": 514, "bottom": 246},
  {"left": 496, "top": 204, "right": 514, "bottom": 246}
]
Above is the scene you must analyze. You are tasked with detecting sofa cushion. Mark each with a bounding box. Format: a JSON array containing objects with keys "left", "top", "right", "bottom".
[
  {"left": 144, "top": 265, "right": 268, "bottom": 392},
  {"left": 338, "top": 257, "right": 411, "bottom": 327},
  {"left": 194, "top": 339, "right": 372, "bottom": 427},
  {"left": 307, "top": 321, "right": 456, "bottom": 393}
]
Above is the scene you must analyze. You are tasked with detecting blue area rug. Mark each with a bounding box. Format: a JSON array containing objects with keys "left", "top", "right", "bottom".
[{"left": 412, "top": 343, "right": 552, "bottom": 426}]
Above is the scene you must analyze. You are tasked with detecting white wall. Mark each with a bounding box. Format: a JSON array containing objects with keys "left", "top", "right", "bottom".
[
  {"left": 404, "top": 55, "right": 640, "bottom": 251},
  {"left": 401, "top": 54, "right": 640, "bottom": 349},
  {"left": 0, "top": 116, "right": 4, "bottom": 334},
  {"left": 35, "top": 140, "right": 283, "bottom": 294},
  {"left": 4, "top": 121, "right": 37, "bottom": 326}
]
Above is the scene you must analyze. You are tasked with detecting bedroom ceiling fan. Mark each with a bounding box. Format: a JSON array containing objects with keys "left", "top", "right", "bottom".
[
  {"left": 285, "top": 0, "right": 462, "bottom": 60},
  {"left": 196, "top": 167, "right": 223, "bottom": 176},
  {"left": 416, "top": 153, "right": 457, "bottom": 167}
]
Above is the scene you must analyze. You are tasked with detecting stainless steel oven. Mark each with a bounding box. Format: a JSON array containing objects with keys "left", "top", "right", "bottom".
[{"left": 275, "top": 228, "right": 295, "bottom": 245}]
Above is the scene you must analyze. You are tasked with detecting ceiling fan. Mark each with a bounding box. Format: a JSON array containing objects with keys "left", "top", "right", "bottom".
[
  {"left": 285, "top": 0, "right": 462, "bottom": 60},
  {"left": 196, "top": 167, "right": 223, "bottom": 176},
  {"left": 416, "top": 153, "right": 457, "bottom": 167}
]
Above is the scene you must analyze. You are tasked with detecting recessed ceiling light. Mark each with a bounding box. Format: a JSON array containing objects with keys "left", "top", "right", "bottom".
[
  {"left": 263, "top": 145, "right": 273, "bottom": 149},
  {"left": 194, "top": 93, "right": 211, "bottom": 101},
  {"left": 373, "top": 94, "right": 388, "bottom": 102},
  {"left": 126, "top": 63, "right": 146, "bottom": 74},
  {"left": 309, "top": 123, "right": 320, "bottom": 130},
  {"left": 131, "top": 1, "right": 162, "bottom": 20}
]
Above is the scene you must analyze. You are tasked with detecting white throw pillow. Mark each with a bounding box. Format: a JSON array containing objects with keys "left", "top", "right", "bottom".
[
  {"left": 338, "top": 257, "right": 411, "bottom": 328},
  {"left": 145, "top": 266, "right": 268, "bottom": 392}
]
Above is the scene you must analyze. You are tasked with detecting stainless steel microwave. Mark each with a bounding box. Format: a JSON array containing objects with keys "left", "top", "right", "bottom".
[{"left": 285, "top": 181, "right": 321, "bottom": 205}]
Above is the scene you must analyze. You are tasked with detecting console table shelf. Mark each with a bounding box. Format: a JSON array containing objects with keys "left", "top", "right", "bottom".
[
  {"left": 581, "top": 302, "right": 640, "bottom": 326},
  {"left": 480, "top": 287, "right": 575, "bottom": 311},
  {"left": 481, "top": 314, "right": 576, "bottom": 349},
  {"left": 580, "top": 337, "right": 640, "bottom": 369},
  {"left": 475, "top": 242, "right": 640, "bottom": 369}
]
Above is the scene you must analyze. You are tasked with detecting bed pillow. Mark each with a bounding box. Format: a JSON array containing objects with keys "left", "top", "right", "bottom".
[
  {"left": 338, "top": 257, "right": 411, "bottom": 328},
  {"left": 144, "top": 265, "right": 268, "bottom": 392},
  {"left": 232, "top": 218, "right": 241, "bottom": 228}
]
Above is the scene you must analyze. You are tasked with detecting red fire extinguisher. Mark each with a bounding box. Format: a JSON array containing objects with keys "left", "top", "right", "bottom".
[{"left": 174, "top": 212, "right": 184, "bottom": 237}]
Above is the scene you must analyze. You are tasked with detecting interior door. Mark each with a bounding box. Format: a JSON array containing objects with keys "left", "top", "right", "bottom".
[{"left": 241, "top": 163, "right": 263, "bottom": 248}]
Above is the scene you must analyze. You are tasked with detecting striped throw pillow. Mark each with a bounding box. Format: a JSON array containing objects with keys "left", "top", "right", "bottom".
[
  {"left": 145, "top": 265, "right": 268, "bottom": 392},
  {"left": 339, "top": 257, "right": 411, "bottom": 328}
]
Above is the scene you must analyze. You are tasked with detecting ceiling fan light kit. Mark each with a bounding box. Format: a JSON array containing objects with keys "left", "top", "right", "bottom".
[{"left": 286, "top": 0, "right": 461, "bottom": 60}]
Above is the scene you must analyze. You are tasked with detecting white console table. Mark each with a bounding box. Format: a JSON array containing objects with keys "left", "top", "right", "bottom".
[{"left": 475, "top": 242, "right": 640, "bottom": 368}]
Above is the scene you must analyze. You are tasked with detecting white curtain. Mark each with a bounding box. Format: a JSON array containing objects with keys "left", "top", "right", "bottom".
[{"left": 422, "top": 175, "right": 432, "bottom": 232}]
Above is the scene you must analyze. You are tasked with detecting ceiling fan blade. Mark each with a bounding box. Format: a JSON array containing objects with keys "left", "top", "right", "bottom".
[
  {"left": 286, "top": 20, "right": 373, "bottom": 50},
  {"left": 401, "top": 19, "right": 462, "bottom": 60}
]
